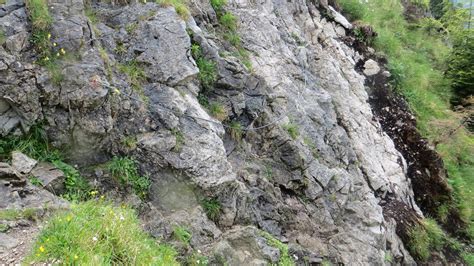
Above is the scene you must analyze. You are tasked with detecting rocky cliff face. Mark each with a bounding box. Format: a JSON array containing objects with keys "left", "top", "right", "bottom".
[{"left": 0, "top": 0, "right": 439, "bottom": 264}]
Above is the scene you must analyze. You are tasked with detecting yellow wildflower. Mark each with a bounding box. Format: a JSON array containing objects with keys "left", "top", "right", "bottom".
[
  {"left": 60, "top": 48, "right": 66, "bottom": 55},
  {"left": 56, "top": 52, "right": 60, "bottom": 57},
  {"left": 39, "top": 246, "right": 45, "bottom": 253},
  {"left": 53, "top": 42, "right": 57, "bottom": 47},
  {"left": 113, "top": 88, "right": 121, "bottom": 95},
  {"left": 44, "top": 56, "right": 50, "bottom": 61},
  {"left": 100, "top": 195, "right": 105, "bottom": 200},
  {"left": 47, "top": 33, "right": 51, "bottom": 39},
  {"left": 74, "top": 255, "right": 79, "bottom": 260},
  {"left": 66, "top": 216, "right": 72, "bottom": 222}
]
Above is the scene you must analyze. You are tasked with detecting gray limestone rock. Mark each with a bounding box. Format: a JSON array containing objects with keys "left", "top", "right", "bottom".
[{"left": 11, "top": 151, "right": 37, "bottom": 174}]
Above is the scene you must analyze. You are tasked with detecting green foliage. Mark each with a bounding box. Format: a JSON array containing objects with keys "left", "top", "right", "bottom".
[
  {"left": 84, "top": 8, "right": 98, "bottom": 24},
  {"left": 219, "top": 12, "right": 237, "bottom": 31},
  {"left": 337, "top": 0, "right": 474, "bottom": 238},
  {"left": 29, "top": 175, "right": 44, "bottom": 186},
  {"left": 210, "top": 0, "right": 226, "bottom": 12},
  {"left": 209, "top": 102, "right": 227, "bottom": 121},
  {"left": 26, "top": 0, "right": 53, "bottom": 31},
  {"left": 172, "top": 226, "right": 192, "bottom": 244},
  {"left": 187, "top": 251, "right": 209, "bottom": 266},
  {"left": 53, "top": 160, "right": 91, "bottom": 202},
  {"left": 224, "top": 32, "right": 241, "bottom": 46},
  {"left": 0, "top": 30, "right": 5, "bottom": 45},
  {"left": 25, "top": 200, "right": 178, "bottom": 265},
  {"left": 171, "top": 128, "right": 185, "bottom": 151},
  {"left": 125, "top": 22, "right": 138, "bottom": 34},
  {"left": 264, "top": 165, "right": 273, "bottom": 180},
  {"left": 407, "top": 218, "right": 446, "bottom": 261},
  {"left": 446, "top": 32, "right": 474, "bottom": 103},
  {"left": 118, "top": 59, "right": 146, "bottom": 92},
  {"left": 0, "top": 124, "right": 61, "bottom": 162},
  {"left": 384, "top": 251, "right": 393, "bottom": 262},
  {"left": 201, "top": 198, "right": 221, "bottom": 222},
  {"left": 0, "top": 208, "right": 39, "bottom": 221},
  {"left": 228, "top": 121, "right": 242, "bottom": 141},
  {"left": 197, "top": 58, "right": 217, "bottom": 90},
  {"left": 283, "top": 123, "right": 299, "bottom": 140},
  {"left": 156, "top": 0, "right": 189, "bottom": 19},
  {"left": 0, "top": 224, "right": 9, "bottom": 233},
  {"left": 107, "top": 157, "right": 150, "bottom": 199},
  {"left": 122, "top": 135, "right": 137, "bottom": 149},
  {"left": 115, "top": 42, "right": 127, "bottom": 55},
  {"left": 259, "top": 231, "right": 295, "bottom": 266},
  {"left": 338, "top": 0, "right": 367, "bottom": 21}
]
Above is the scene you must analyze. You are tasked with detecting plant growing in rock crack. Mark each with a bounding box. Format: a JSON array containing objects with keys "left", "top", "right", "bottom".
[
  {"left": 201, "top": 198, "right": 221, "bottom": 222},
  {"left": 228, "top": 121, "right": 242, "bottom": 141},
  {"left": 53, "top": 160, "right": 92, "bottom": 202},
  {"left": 107, "top": 156, "right": 150, "bottom": 199},
  {"left": 259, "top": 231, "right": 295, "bottom": 265},
  {"left": 118, "top": 59, "right": 148, "bottom": 101},
  {"left": 283, "top": 122, "right": 299, "bottom": 140},
  {"left": 122, "top": 135, "right": 137, "bottom": 150},
  {"left": 187, "top": 251, "right": 209, "bottom": 266},
  {"left": 209, "top": 102, "right": 227, "bottom": 121},
  {"left": 407, "top": 218, "right": 446, "bottom": 261},
  {"left": 29, "top": 175, "right": 44, "bottom": 186},
  {"left": 191, "top": 44, "right": 218, "bottom": 91},
  {"left": 84, "top": 8, "right": 99, "bottom": 24},
  {"left": 171, "top": 128, "right": 185, "bottom": 151},
  {"left": 172, "top": 226, "right": 192, "bottom": 245},
  {"left": 210, "top": 0, "right": 226, "bottom": 13},
  {"left": 115, "top": 42, "right": 128, "bottom": 56},
  {"left": 156, "top": 0, "right": 190, "bottom": 20}
]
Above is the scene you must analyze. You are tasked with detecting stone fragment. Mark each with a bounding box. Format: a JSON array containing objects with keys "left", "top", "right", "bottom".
[
  {"left": 11, "top": 151, "right": 37, "bottom": 174},
  {"left": 363, "top": 59, "right": 381, "bottom": 76},
  {"left": 30, "top": 163, "right": 66, "bottom": 194}
]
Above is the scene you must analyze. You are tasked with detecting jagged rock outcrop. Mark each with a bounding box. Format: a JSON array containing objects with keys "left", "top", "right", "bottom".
[{"left": 0, "top": 0, "right": 447, "bottom": 264}]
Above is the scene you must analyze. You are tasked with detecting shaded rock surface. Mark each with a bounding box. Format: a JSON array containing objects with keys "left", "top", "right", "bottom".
[{"left": 0, "top": 0, "right": 457, "bottom": 264}]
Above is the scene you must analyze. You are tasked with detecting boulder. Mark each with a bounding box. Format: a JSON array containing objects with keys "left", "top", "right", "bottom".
[
  {"left": 11, "top": 151, "right": 37, "bottom": 174},
  {"left": 30, "top": 163, "right": 66, "bottom": 194}
]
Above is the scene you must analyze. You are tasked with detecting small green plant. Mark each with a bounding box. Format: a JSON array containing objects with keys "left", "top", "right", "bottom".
[
  {"left": 209, "top": 102, "right": 227, "bottom": 121},
  {"left": 26, "top": 0, "right": 53, "bottom": 31},
  {"left": 171, "top": 128, "right": 185, "bottom": 151},
  {"left": 118, "top": 59, "right": 146, "bottom": 94},
  {"left": 53, "top": 160, "right": 91, "bottom": 202},
  {"left": 0, "top": 224, "right": 9, "bottom": 233},
  {"left": 407, "top": 218, "right": 446, "bottom": 261},
  {"left": 191, "top": 44, "right": 201, "bottom": 59},
  {"left": 197, "top": 93, "right": 210, "bottom": 108},
  {"left": 187, "top": 251, "right": 209, "bottom": 266},
  {"left": 0, "top": 208, "right": 39, "bottom": 221},
  {"left": 224, "top": 32, "right": 241, "bottom": 46},
  {"left": 196, "top": 58, "right": 217, "bottom": 90},
  {"left": 264, "top": 165, "right": 273, "bottom": 180},
  {"left": 29, "top": 175, "right": 44, "bottom": 186},
  {"left": 107, "top": 157, "right": 150, "bottom": 199},
  {"left": 283, "top": 123, "right": 299, "bottom": 140},
  {"left": 84, "top": 8, "right": 98, "bottom": 24},
  {"left": 156, "top": 0, "right": 189, "bottom": 20},
  {"left": 210, "top": 0, "right": 226, "bottom": 12},
  {"left": 125, "top": 22, "right": 139, "bottom": 34},
  {"left": 201, "top": 198, "right": 221, "bottom": 222},
  {"left": 219, "top": 12, "right": 237, "bottom": 31},
  {"left": 114, "top": 42, "right": 127, "bottom": 55},
  {"left": 259, "top": 231, "right": 295, "bottom": 266},
  {"left": 228, "top": 121, "right": 242, "bottom": 141},
  {"left": 122, "top": 135, "right": 137, "bottom": 149},
  {"left": 25, "top": 200, "right": 178, "bottom": 265},
  {"left": 0, "top": 30, "right": 5, "bottom": 45},
  {"left": 172, "top": 226, "right": 192, "bottom": 244},
  {"left": 384, "top": 251, "right": 393, "bottom": 263}
]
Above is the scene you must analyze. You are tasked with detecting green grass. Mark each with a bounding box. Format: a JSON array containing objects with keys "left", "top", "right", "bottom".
[
  {"left": 283, "top": 123, "right": 299, "bottom": 140},
  {"left": 259, "top": 231, "right": 295, "bottom": 266},
  {"left": 53, "top": 160, "right": 91, "bottom": 202},
  {"left": 84, "top": 8, "right": 98, "bottom": 24},
  {"left": 172, "top": 226, "right": 192, "bottom": 244},
  {"left": 407, "top": 218, "right": 446, "bottom": 261},
  {"left": 196, "top": 57, "right": 218, "bottom": 90},
  {"left": 107, "top": 156, "right": 151, "bottom": 199},
  {"left": 219, "top": 12, "right": 237, "bottom": 31},
  {"left": 25, "top": 0, "right": 52, "bottom": 31},
  {"left": 210, "top": 0, "right": 226, "bottom": 12},
  {"left": 201, "top": 198, "right": 221, "bottom": 222},
  {"left": 156, "top": 0, "right": 189, "bottom": 20},
  {"left": 29, "top": 175, "right": 44, "bottom": 186},
  {"left": 209, "top": 102, "right": 227, "bottom": 121},
  {"left": 171, "top": 128, "right": 185, "bottom": 151},
  {"left": 338, "top": 0, "right": 474, "bottom": 241},
  {"left": 25, "top": 200, "right": 178, "bottom": 265},
  {"left": 228, "top": 121, "right": 242, "bottom": 141},
  {"left": 0, "top": 208, "right": 39, "bottom": 221}
]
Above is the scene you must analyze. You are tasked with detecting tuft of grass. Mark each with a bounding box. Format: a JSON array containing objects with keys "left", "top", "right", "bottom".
[
  {"left": 29, "top": 175, "right": 44, "bottom": 186},
  {"left": 107, "top": 157, "right": 150, "bottom": 199},
  {"left": 0, "top": 124, "right": 61, "bottom": 162},
  {"left": 283, "top": 123, "right": 299, "bottom": 140},
  {"left": 0, "top": 30, "right": 5, "bottom": 45},
  {"left": 171, "top": 128, "right": 185, "bottom": 151},
  {"left": 407, "top": 218, "right": 446, "bottom": 261},
  {"left": 219, "top": 12, "right": 237, "bottom": 31},
  {"left": 201, "top": 198, "right": 221, "bottom": 222},
  {"left": 172, "top": 226, "right": 192, "bottom": 244},
  {"left": 25, "top": 0, "right": 53, "bottom": 31},
  {"left": 259, "top": 231, "right": 295, "bottom": 266},
  {"left": 0, "top": 208, "right": 39, "bottom": 221},
  {"left": 209, "top": 102, "right": 227, "bottom": 121},
  {"left": 53, "top": 160, "right": 91, "bottom": 202},
  {"left": 115, "top": 42, "right": 127, "bottom": 56},
  {"left": 228, "top": 121, "right": 242, "bottom": 141},
  {"left": 156, "top": 0, "right": 190, "bottom": 20},
  {"left": 125, "top": 22, "right": 138, "bottom": 34},
  {"left": 224, "top": 32, "right": 241, "bottom": 46},
  {"left": 118, "top": 59, "right": 147, "bottom": 97},
  {"left": 84, "top": 8, "right": 98, "bottom": 24},
  {"left": 210, "top": 0, "right": 226, "bottom": 12},
  {"left": 25, "top": 200, "right": 178, "bottom": 265},
  {"left": 196, "top": 58, "right": 217, "bottom": 90}
]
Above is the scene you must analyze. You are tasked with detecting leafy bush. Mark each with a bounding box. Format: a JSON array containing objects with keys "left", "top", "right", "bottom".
[
  {"left": 201, "top": 198, "right": 221, "bottom": 222},
  {"left": 25, "top": 201, "right": 178, "bottom": 265},
  {"left": 107, "top": 157, "right": 151, "bottom": 199}
]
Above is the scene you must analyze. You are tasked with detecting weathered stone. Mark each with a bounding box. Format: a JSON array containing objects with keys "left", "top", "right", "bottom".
[
  {"left": 363, "top": 59, "right": 381, "bottom": 76},
  {"left": 11, "top": 151, "right": 37, "bottom": 174},
  {"left": 30, "top": 163, "right": 66, "bottom": 194}
]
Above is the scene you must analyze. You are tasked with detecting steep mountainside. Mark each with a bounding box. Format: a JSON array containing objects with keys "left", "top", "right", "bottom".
[{"left": 0, "top": 0, "right": 469, "bottom": 264}]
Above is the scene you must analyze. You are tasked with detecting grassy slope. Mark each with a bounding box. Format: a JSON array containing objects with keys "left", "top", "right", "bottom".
[
  {"left": 25, "top": 200, "right": 178, "bottom": 265},
  {"left": 337, "top": 0, "right": 473, "bottom": 260}
]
